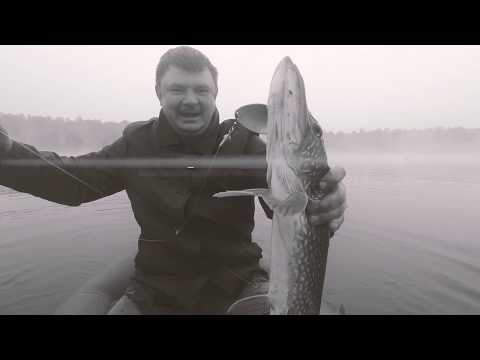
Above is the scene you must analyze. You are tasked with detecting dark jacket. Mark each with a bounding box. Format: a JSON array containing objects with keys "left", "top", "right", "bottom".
[{"left": 0, "top": 110, "right": 272, "bottom": 306}]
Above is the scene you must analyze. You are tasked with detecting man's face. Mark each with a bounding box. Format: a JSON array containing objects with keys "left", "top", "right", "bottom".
[{"left": 156, "top": 66, "right": 217, "bottom": 136}]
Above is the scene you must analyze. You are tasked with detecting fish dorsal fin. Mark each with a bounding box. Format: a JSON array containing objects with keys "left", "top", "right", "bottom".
[{"left": 213, "top": 188, "right": 308, "bottom": 216}]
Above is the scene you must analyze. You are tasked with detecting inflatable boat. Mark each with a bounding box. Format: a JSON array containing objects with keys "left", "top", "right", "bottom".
[{"left": 54, "top": 255, "right": 342, "bottom": 315}]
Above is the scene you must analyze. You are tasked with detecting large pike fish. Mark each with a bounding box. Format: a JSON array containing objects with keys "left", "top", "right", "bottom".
[{"left": 214, "top": 57, "right": 334, "bottom": 315}]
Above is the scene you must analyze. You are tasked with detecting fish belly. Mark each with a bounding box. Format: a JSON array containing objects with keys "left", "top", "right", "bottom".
[{"left": 268, "top": 210, "right": 330, "bottom": 315}]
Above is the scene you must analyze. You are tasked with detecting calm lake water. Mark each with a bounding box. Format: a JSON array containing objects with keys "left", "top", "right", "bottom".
[{"left": 1, "top": 152, "right": 479, "bottom": 315}]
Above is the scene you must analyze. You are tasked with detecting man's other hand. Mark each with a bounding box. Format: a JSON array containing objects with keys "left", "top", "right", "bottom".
[{"left": 306, "top": 166, "right": 347, "bottom": 236}]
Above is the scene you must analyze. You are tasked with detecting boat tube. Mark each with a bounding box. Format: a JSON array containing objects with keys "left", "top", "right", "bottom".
[
  {"left": 54, "top": 256, "right": 341, "bottom": 315},
  {"left": 54, "top": 254, "right": 136, "bottom": 315}
]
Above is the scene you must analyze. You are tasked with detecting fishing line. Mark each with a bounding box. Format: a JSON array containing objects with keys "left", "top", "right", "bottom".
[{"left": 170, "top": 119, "right": 268, "bottom": 294}]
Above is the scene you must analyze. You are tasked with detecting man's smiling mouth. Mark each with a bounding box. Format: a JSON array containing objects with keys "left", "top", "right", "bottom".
[{"left": 180, "top": 114, "right": 201, "bottom": 120}]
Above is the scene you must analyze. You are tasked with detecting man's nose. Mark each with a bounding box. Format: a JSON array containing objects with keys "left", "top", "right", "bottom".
[{"left": 182, "top": 89, "right": 200, "bottom": 105}]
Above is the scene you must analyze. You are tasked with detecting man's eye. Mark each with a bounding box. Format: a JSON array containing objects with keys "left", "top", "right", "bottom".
[
  {"left": 169, "top": 88, "right": 184, "bottom": 94},
  {"left": 196, "top": 88, "right": 210, "bottom": 95}
]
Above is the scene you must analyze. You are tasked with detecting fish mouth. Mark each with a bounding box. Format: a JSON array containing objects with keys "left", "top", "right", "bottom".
[{"left": 268, "top": 57, "right": 310, "bottom": 152}]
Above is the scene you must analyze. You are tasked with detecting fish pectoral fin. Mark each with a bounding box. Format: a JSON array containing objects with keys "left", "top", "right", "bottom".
[
  {"left": 226, "top": 294, "right": 271, "bottom": 315},
  {"left": 212, "top": 188, "right": 270, "bottom": 198},
  {"left": 263, "top": 191, "right": 308, "bottom": 216},
  {"left": 213, "top": 189, "right": 308, "bottom": 216}
]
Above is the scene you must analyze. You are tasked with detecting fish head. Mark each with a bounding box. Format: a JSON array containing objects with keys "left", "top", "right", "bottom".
[
  {"left": 267, "top": 57, "right": 329, "bottom": 197},
  {"left": 267, "top": 57, "right": 308, "bottom": 154}
]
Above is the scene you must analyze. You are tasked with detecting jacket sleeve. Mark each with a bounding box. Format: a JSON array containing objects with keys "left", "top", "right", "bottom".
[
  {"left": 243, "top": 134, "right": 273, "bottom": 220},
  {"left": 0, "top": 134, "right": 129, "bottom": 206}
]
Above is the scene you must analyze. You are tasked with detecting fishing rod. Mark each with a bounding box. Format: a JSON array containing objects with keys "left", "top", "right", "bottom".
[{"left": 0, "top": 157, "right": 267, "bottom": 170}]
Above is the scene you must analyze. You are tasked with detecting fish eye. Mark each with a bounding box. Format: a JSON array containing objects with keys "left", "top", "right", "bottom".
[{"left": 311, "top": 123, "right": 323, "bottom": 137}]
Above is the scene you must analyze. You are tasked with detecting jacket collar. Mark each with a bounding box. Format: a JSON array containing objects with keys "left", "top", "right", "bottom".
[{"left": 156, "top": 109, "right": 221, "bottom": 155}]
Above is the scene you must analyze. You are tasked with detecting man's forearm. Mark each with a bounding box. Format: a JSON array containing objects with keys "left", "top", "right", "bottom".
[{"left": 0, "top": 140, "right": 124, "bottom": 206}]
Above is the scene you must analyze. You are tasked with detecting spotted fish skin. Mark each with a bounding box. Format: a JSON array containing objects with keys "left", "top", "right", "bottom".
[{"left": 267, "top": 57, "right": 331, "bottom": 315}]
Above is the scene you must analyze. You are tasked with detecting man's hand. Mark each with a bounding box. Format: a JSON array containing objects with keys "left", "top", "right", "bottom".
[
  {"left": 306, "top": 166, "right": 347, "bottom": 236},
  {"left": 0, "top": 125, "right": 12, "bottom": 157}
]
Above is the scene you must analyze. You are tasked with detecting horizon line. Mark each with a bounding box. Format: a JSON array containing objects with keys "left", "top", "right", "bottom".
[{"left": 1, "top": 111, "right": 479, "bottom": 133}]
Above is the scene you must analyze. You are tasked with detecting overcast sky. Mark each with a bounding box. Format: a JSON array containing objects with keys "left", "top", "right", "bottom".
[{"left": 1, "top": 45, "right": 479, "bottom": 132}]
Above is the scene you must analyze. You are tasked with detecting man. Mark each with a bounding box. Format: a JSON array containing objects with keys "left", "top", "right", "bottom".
[{"left": 0, "top": 46, "right": 347, "bottom": 314}]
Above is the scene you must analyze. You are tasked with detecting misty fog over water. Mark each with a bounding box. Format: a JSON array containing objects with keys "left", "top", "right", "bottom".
[{"left": 0, "top": 151, "right": 479, "bottom": 314}]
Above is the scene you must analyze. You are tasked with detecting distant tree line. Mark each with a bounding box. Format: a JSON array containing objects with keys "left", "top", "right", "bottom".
[
  {"left": 323, "top": 127, "right": 480, "bottom": 153},
  {"left": 0, "top": 113, "right": 129, "bottom": 155},
  {"left": 1, "top": 112, "right": 479, "bottom": 154}
]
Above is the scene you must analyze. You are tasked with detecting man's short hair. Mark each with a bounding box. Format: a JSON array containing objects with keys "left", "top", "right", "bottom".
[{"left": 156, "top": 46, "right": 218, "bottom": 95}]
